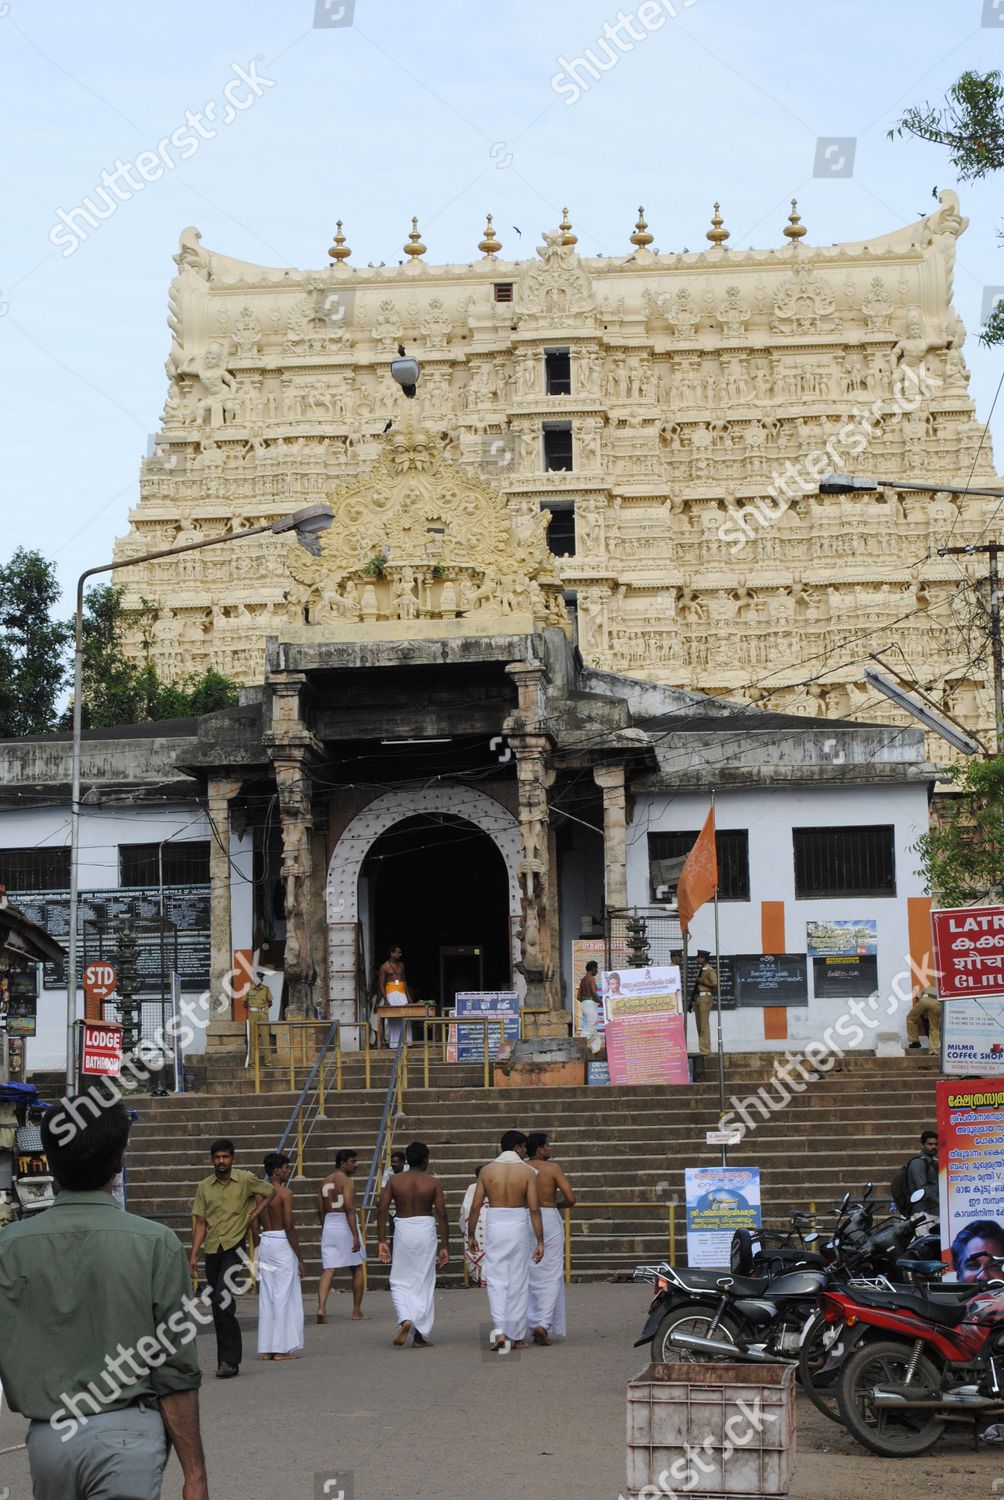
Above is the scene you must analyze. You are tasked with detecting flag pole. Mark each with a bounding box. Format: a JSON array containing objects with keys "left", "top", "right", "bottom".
[{"left": 712, "top": 787, "right": 726, "bottom": 1167}]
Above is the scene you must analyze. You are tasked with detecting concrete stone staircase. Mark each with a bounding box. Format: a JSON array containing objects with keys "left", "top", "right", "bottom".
[{"left": 120, "top": 1051, "right": 941, "bottom": 1290}]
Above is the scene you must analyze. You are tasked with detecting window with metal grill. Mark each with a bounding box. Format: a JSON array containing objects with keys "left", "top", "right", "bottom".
[
  {"left": 493, "top": 282, "right": 514, "bottom": 303},
  {"left": 543, "top": 422, "right": 573, "bottom": 471},
  {"left": 543, "top": 504, "right": 576, "bottom": 557},
  {"left": 0, "top": 846, "right": 71, "bottom": 892},
  {"left": 545, "top": 349, "right": 571, "bottom": 395},
  {"left": 792, "top": 825, "right": 896, "bottom": 899},
  {"left": 119, "top": 840, "right": 211, "bottom": 888},
  {"left": 648, "top": 830, "right": 750, "bottom": 902}
]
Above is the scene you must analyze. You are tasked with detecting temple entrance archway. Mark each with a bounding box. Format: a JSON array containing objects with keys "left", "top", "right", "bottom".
[{"left": 325, "top": 786, "right": 524, "bottom": 1020}]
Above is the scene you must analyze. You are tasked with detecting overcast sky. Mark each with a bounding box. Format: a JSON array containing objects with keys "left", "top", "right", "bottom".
[{"left": 3, "top": 0, "right": 1004, "bottom": 608}]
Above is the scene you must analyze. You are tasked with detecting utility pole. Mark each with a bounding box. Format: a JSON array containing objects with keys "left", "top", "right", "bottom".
[{"left": 939, "top": 543, "right": 1004, "bottom": 755}]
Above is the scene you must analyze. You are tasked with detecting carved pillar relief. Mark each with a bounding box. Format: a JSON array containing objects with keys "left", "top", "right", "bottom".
[
  {"left": 504, "top": 660, "right": 558, "bottom": 1008},
  {"left": 207, "top": 777, "right": 242, "bottom": 1037},
  {"left": 593, "top": 762, "right": 628, "bottom": 909},
  {"left": 264, "top": 672, "right": 323, "bottom": 1018}
]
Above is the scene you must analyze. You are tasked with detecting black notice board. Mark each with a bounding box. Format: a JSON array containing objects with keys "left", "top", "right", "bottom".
[
  {"left": 812, "top": 954, "right": 878, "bottom": 1000},
  {"left": 683, "top": 956, "right": 736, "bottom": 1011},
  {"left": 734, "top": 953, "right": 809, "bottom": 1007}
]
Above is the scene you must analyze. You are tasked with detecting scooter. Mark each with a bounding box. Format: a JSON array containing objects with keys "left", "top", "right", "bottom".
[{"left": 814, "top": 1271, "right": 1004, "bottom": 1456}]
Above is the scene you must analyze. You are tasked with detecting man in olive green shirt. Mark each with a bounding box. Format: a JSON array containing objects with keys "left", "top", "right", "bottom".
[
  {"left": 190, "top": 1136, "right": 273, "bottom": 1377},
  {"left": 0, "top": 1093, "right": 207, "bottom": 1499}
]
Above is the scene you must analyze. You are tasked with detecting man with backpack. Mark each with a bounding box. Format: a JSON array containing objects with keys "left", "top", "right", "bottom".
[{"left": 891, "top": 1129, "right": 938, "bottom": 1218}]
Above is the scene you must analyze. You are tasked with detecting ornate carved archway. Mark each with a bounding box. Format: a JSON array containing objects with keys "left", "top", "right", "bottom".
[{"left": 325, "top": 785, "right": 524, "bottom": 1018}]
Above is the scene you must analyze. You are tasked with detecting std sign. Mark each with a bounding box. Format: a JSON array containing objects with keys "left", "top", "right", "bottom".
[{"left": 81, "top": 1021, "right": 123, "bottom": 1078}]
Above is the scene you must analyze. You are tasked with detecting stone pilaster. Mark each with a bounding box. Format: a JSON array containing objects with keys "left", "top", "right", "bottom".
[
  {"left": 504, "top": 659, "right": 559, "bottom": 1009},
  {"left": 593, "top": 762, "right": 628, "bottom": 910},
  {"left": 264, "top": 672, "right": 323, "bottom": 1019},
  {"left": 206, "top": 776, "right": 243, "bottom": 1051}
]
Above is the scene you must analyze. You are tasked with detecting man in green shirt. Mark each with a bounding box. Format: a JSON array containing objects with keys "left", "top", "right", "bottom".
[
  {"left": 0, "top": 1092, "right": 207, "bottom": 1499},
  {"left": 189, "top": 1136, "right": 273, "bottom": 1378}
]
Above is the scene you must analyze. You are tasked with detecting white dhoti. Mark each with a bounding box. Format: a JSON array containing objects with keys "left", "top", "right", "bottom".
[
  {"left": 484, "top": 1206, "right": 530, "bottom": 1342},
  {"left": 257, "top": 1231, "right": 304, "bottom": 1354},
  {"left": 527, "top": 1206, "right": 566, "bottom": 1338},
  {"left": 385, "top": 989, "right": 411, "bottom": 1049},
  {"left": 321, "top": 1212, "right": 367, "bottom": 1268},
  {"left": 390, "top": 1215, "right": 438, "bottom": 1337}
]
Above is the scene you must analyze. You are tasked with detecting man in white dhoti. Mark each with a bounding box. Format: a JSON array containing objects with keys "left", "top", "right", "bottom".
[
  {"left": 251, "top": 1151, "right": 305, "bottom": 1359},
  {"left": 378, "top": 944, "right": 412, "bottom": 1049},
  {"left": 525, "top": 1132, "right": 576, "bottom": 1345},
  {"left": 377, "top": 1140, "right": 449, "bottom": 1347},
  {"left": 316, "top": 1149, "right": 367, "bottom": 1323},
  {"left": 460, "top": 1165, "right": 487, "bottom": 1285},
  {"left": 467, "top": 1131, "right": 544, "bottom": 1351}
]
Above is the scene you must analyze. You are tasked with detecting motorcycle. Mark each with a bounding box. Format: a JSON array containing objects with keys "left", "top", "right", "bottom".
[
  {"left": 633, "top": 1185, "right": 938, "bottom": 1387},
  {"left": 812, "top": 1270, "right": 1004, "bottom": 1456}
]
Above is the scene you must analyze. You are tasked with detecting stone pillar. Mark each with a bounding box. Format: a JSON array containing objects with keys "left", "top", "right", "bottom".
[
  {"left": 206, "top": 777, "right": 243, "bottom": 1054},
  {"left": 504, "top": 660, "right": 560, "bottom": 1011},
  {"left": 264, "top": 673, "right": 322, "bottom": 1020},
  {"left": 594, "top": 763, "right": 628, "bottom": 910}
]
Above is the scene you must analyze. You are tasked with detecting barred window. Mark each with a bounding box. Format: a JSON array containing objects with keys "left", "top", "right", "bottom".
[
  {"left": 119, "top": 840, "right": 211, "bottom": 888},
  {"left": 793, "top": 825, "right": 895, "bottom": 899},
  {"left": 648, "top": 830, "right": 750, "bottom": 902},
  {"left": 0, "top": 846, "right": 71, "bottom": 892}
]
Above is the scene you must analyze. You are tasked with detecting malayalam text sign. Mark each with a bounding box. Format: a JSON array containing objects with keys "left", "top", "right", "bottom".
[
  {"left": 932, "top": 906, "right": 1004, "bottom": 999},
  {"left": 605, "top": 1013, "right": 690, "bottom": 1086},
  {"left": 937, "top": 1078, "right": 1004, "bottom": 1276},
  {"left": 685, "top": 1167, "right": 762, "bottom": 1269},
  {"left": 602, "top": 965, "right": 682, "bottom": 1022},
  {"left": 943, "top": 998, "right": 1004, "bottom": 1076}
]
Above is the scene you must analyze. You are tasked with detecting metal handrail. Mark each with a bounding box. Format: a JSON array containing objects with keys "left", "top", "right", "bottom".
[
  {"left": 360, "top": 1029, "right": 407, "bottom": 1214},
  {"left": 272, "top": 1021, "right": 369, "bottom": 1177}
]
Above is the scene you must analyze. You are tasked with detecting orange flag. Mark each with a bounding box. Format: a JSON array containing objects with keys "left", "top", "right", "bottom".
[{"left": 676, "top": 807, "right": 718, "bottom": 935}]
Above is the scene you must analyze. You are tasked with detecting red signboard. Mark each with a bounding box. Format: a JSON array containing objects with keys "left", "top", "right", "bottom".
[
  {"left": 83, "top": 962, "right": 117, "bottom": 1002},
  {"left": 932, "top": 906, "right": 1004, "bottom": 1000},
  {"left": 605, "top": 1013, "right": 691, "bottom": 1087},
  {"left": 81, "top": 1021, "right": 123, "bottom": 1078}
]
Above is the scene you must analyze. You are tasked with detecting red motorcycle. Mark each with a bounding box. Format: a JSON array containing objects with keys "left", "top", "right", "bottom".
[{"left": 816, "top": 1278, "right": 1004, "bottom": 1456}]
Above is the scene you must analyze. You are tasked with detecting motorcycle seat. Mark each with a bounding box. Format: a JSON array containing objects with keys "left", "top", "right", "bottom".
[
  {"left": 674, "top": 1270, "right": 771, "bottom": 1296},
  {"left": 847, "top": 1285, "right": 973, "bottom": 1326}
]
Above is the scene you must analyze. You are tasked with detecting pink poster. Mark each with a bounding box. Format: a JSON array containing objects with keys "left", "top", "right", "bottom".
[{"left": 605, "top": 1013, "right": 690, "bottom": 1086}]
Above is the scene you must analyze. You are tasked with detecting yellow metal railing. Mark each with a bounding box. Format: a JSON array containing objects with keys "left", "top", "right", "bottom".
[{"left": 254, "top": 1020, "right": 371, "bottom": 1179}]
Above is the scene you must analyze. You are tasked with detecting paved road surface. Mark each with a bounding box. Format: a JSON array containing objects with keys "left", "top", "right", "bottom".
[{"left": 0, "top": 1284, "right": 996, "bottom": 1498}]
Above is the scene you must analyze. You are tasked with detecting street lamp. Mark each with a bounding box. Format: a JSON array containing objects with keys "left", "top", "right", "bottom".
[
  {"left": 820, "top": 472, "right": 1004, "bottom": 499},
  {"left": 863, "top": 667, "right": 985, "bottom": 757},
  {"left": 64, "top": 501, "right": 334, "bottom": 1095}
]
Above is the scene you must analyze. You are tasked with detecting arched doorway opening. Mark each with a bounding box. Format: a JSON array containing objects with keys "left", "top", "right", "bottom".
[{"left": 361, "top": 813, "right": 511, "bottom": 1009}]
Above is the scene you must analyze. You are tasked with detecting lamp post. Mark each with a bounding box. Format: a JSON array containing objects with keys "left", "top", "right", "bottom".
[{"left": 64, "top": 501, "right": 334, "bottom": 1096}]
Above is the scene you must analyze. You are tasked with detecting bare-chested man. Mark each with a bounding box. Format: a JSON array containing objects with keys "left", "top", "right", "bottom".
[
  {"left": 467, "top": 1129, "right": 543, "bottom": 1351},
  {"left": 526, "top": 1131, "right": 576, "bottom": 1344},
  {"left": 377, "top": 1140, "right": 449, "bottom": 1347},
  {"left": 316, "top": 1148, "right": 367, "bottom": 1322},
  {"left": 251, "top": 1151, "right": 304, "bottom": 1360},
  {"left": 378, "top": 944, "right": 412, "bottom": 1049},
  {"left": 577, "top": 960, "right": 602, "bottom": 1041}
]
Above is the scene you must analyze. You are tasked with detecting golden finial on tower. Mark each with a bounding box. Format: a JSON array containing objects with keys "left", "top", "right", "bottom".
[
  {"left": 478, "top": 213, "right": 502, "bottom": 257},
  {"left": 559, "top": 208, "right": 577, "bottom": 247},
  {"left": 328, "top": 220, "right": 351, "bottom": 262},
  {"left": 706, "top": 202, "right": 730, "bottom": 246},
  {"left": 629, "top": 206, "right": 653, "bottom": 250},
  {"left": 404, "top": 217, "right": 427, "bottom": 259},
  {"left": 783, "top": 198, "right": 807, "bottom": 242}
]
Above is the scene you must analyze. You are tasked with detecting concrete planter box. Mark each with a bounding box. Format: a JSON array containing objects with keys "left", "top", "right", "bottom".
[{"left": 627, "top": 1361, "right": 795, "bottom": 1497}]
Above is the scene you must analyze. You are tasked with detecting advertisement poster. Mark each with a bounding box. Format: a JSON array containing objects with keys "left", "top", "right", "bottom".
[
  {"left": 605, "top": 1013, "right": 690, "bottom": 1086},
  {"left": 601, "top": 965, "right": 682, "bottom": 1023},
  {"left": 454, "top": 992, "right": 520, "bottom": 1062},
  {"left": 937, "top": 1078, "right": 1004, "bottom": 1276},
  {"left": 806, "top": 920, "right": 878, "bottom": 957},
  {"left": 685, "top": 1167, "right": 762, "bottom": 1268},
  {"left": 942, "top": 999, "right": 1004, "bottom": 1077},
  {"left": 5, "top": 968, "right": 38, "bottom": 1037},
  {"left": 570, "top": 936, "right": 627, "bottom": 1035},
  {"left": 932, "top": 906, "right": 1004, "bottom": 1000}
]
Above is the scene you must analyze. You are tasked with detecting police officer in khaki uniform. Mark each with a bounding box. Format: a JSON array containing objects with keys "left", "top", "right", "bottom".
[
  {"left": 245, "top": 972, "right": 274, "bottom": 1067},
  {"left": 690, "top": 949, "right": 718, "bottom": 1056},
  {"left": 907, "top": 985, "right": 941, "bottom": 1052}
]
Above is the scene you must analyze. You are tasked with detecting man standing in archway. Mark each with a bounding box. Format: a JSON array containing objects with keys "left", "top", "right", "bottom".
[{"left": 379, "top": 944, "right": 412, "bottom": 1049}]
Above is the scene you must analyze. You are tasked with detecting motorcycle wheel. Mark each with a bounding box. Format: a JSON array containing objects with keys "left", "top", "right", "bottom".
[
  {"left": 650, "top": 1302, "right": 742, "bottom": 1364},
  {"left": 836, "top": 1338, "right": 944, "bottom": 1457},
  {"left": 797, "top": 1311, "right": 842, "bottom": 1425}
]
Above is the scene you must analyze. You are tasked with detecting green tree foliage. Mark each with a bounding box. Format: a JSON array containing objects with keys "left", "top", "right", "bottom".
[
  {"left": 892, "top": 69, "right": 1004, "bottom": 346},
  {"left": 0, "top": 549, "right": 72, "bottom": 736},
  {"left": 67, "top": 584, "right": 239, "bottom": 729},
  {"left": 915, "top": 756, "right": 1004, "bottom": 905}
]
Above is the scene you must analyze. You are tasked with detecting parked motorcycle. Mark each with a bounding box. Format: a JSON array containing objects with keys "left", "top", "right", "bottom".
[
  {"left": 811, "top": 1271, "right": 1004, "bottom": 1456},
  {"left": 633, "top": 1185, "right": 939, "bottom": 1390}
]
